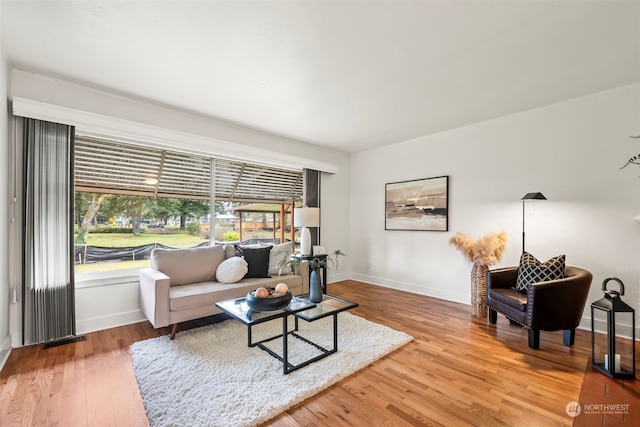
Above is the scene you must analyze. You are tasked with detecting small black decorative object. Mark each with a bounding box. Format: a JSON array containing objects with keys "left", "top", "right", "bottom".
[
  {"left": 618, "top": 135, "right": 640, "bottom": 171},
  {"left": 591, "top": 277, "right": 636, "bottom": 379},
  {"left": 246, "top": 289, "right": 292, "bottom": 312}
]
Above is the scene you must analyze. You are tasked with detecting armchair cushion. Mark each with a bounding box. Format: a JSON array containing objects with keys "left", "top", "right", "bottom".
[
  {"left": 490, "top": 288, "right": 527, "bottom": 312},
  {"left": 515, "top": 252, "right": 565, "bottom": 293}
]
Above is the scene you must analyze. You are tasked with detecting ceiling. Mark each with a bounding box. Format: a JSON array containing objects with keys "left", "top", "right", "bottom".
[{"left": 2, "top": 1, "right": 639, "bottom": 153}]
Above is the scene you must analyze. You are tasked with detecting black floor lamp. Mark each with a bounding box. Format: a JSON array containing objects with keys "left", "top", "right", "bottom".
[{"left": 521, "top": 192, "right": 547, "bottom": 253}]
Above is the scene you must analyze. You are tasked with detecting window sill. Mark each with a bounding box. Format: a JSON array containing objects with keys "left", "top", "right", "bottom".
[{"left": 75, "top": 268, "right": 141, "bottom": 289}]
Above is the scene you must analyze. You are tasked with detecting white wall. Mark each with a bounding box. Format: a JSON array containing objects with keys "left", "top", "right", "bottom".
[
  {"left": 8, "top": 70, "right": 352, "bottom": 338},
  {"left": 320, "top": 167, "right": 351, "bottom": 282},
  {"left": 350, "top": 84, "right": 640, "bottom": 335},
  {"left": 74, "top": 272, "right": 147, "bottom": 334}
]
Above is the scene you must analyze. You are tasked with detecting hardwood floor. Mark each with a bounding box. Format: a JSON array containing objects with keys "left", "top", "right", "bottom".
[{"left": 1, "top": 280, "right": 638, "bottom": 426}]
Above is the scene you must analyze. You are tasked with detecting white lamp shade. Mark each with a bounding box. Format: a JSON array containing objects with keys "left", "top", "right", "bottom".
[{"left": 294, "top": 207, "right": 320, "bottom": 228}]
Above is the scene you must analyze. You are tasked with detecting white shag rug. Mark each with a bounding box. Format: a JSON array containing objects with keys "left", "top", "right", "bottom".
[{"left": 130, "top": 312, "right": 412, "bottom": 427}]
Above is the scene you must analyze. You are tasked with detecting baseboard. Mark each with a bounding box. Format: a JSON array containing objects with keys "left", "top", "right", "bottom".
[
  {"left": 76, "top": 309, "right": 147, "bottom": 335},
  {"left": 326, "top": 272, "right": 349, "bottom": 284},
  {"left": 349, "top": 273, "right": 470, "bottom": 306}
]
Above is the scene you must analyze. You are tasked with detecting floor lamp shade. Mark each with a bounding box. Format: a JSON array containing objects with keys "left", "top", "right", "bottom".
[
  {"left": 521, "top": 192, "right": 547, "bottom": 253},
  {"left": 294, "top": 207, "right": 320, "bottom": 256},
  {"left": 521, "top": 192, "right": 547, "bottom": 202}
]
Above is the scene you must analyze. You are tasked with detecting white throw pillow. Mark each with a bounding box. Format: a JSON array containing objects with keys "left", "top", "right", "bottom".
[
  {"left": 260, "top": 241, "right": 293, "bottom": 275},
  {"left": 215, "top": 257, "right": 249, "bottom": 283}
]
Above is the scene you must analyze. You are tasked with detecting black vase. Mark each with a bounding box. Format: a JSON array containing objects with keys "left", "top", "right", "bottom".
[{"left": 309, "top": 269, "right": 322, "bottom": 303}]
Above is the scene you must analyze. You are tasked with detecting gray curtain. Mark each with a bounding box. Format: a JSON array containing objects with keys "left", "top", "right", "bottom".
[{"left": 23, "top": 118, "right": 76, "bottom": 345}]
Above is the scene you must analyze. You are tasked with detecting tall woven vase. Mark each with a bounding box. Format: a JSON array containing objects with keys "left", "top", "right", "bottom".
[{"left": 471, "top": 262, "right": 488, "bottom": 317}]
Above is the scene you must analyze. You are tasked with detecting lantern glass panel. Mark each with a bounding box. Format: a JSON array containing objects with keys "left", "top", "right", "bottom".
[
  {"left": 592, "top": 307, "right": 609, "bottom": 370},
  {"left": 614, "top": 311, "right": 635, "bottom": 375}
]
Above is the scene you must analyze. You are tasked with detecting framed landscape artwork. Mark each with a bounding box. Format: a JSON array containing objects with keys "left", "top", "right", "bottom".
[{"left": 385, "top": 175, "right": 449, "bottom": 231}]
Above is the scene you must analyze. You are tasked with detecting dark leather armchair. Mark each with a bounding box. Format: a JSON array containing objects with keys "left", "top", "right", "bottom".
[{"left": 486, "top": 266, "right": 592, "bottom": 349}]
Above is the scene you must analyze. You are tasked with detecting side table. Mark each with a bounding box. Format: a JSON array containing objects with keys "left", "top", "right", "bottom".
[{"left": 294, "top": 254, "right": 328, "bottom": 294}]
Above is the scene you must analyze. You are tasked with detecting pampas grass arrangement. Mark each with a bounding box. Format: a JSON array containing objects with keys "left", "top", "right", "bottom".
[
  {"left": 449, "top": 231, "right": 508, "bottom": 267},
  {"left": 450, "top": 231, "right": 508, "bottom": 317}
]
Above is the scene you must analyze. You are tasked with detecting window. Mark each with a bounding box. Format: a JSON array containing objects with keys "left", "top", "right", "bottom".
[{"left": 74, "top": 136, "right": 303, "bottom": 274}]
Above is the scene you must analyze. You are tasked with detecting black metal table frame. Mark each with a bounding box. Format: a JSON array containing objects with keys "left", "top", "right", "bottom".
[{"left": 248, "top": 312, "right": 340, "bottom": 375}]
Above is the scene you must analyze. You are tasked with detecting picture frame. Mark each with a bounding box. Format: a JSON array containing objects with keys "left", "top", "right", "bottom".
[
  {"left": 312, "top": 245, "right": 327, "bottom": 256},
  {"left": 385, "top": 175, "right": 449, "bottom": 231}
]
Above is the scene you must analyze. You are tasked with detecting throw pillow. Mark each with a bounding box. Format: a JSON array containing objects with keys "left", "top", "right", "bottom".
[
  {"left": 151, "top": 245, "right": 224, "bottom": 286},
  {"left": 259, "top": 241, "right": 294, "bottom": 275},
  {"left": 235, "top": 245, "right": 272, "bottom": 278},
  {"left": 222, "top": 244, "right": 236, "bottom": 259},
  {"left": 515, "top": 252, "right": 565, "bottom": 293},
  {"left": 215, "top": 257, "right": 249, "bottom": 283}
]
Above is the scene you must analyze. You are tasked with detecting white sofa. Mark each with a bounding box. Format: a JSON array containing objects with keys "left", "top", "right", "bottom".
[{"left": 139, "top": 244, "right": 309, "bottom": 338}]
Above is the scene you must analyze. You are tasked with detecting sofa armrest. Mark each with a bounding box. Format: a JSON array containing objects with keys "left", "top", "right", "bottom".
[
  {"left": 298, "top": 260, "right": 310, "bottom": 294},
  {"left": 528, "top": 267, "right": 592, "bottom": 330},
  {"left": 487, "top": 267, "right": 519, "bottom": 291},
  {"left": 139, "top": 267, "right": 171, "bottom": 328}
]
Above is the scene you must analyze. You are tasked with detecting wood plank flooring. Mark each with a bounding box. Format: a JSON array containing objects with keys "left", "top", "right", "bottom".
[{"left": 1, "top": 280, "right": 638, "bottom": 426}]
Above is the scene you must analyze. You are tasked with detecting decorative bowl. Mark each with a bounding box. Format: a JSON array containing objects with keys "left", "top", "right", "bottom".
[{"left": 246, "top": 289, "right": 292, "bottom": 312}]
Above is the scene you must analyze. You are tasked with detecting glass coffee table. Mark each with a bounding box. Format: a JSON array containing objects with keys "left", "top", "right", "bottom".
[{"left": 216, "top": 294, "right": 358, "bottom": 374}]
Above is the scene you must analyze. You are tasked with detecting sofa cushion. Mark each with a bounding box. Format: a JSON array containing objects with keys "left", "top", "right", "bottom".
[
  {"left": 235, "top": 245, "right": 272, "bottom": 278},
  {"left": 168, "top": 275, "right": 304, "bottom": 313},
  {"left": 222, "top": 244, "right": 237, "bottom": 259},
  {"left": 216, "top": 257, "right": 248, "bottom": 284},
  {"left": 152, "top": 245, "right": 224, "bottom": 286},
  {"left": 260, "top": 241, "right": 293, "bottom": 275},
  {"left": 515, "top": 252, "right": 565, "bottom": 293}
]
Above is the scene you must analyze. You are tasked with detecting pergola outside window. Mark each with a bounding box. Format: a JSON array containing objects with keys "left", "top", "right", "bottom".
[{"left": 74, "top": 136, "right": 304, "bottom": 273}]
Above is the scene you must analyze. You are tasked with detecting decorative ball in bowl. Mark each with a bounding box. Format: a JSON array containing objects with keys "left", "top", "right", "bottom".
[{"left": 246, "top": 284, "right": 292, "bottom": 312}]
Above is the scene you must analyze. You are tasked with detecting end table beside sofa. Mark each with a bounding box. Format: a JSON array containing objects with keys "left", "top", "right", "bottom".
[{"left": 293, "top": 253, "right": 328, "bottom": 294}]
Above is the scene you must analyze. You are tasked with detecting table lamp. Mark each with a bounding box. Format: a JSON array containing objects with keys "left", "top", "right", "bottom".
[{"left": 294, "top": 207, "right": 319, "bottom": 256}]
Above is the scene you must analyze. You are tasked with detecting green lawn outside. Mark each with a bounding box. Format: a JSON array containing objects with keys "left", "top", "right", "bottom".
[{"left": 75, "top": 232, "right": 209, "bottom": 274}]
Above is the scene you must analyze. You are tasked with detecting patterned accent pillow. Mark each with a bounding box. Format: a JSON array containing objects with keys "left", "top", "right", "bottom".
[
  {"left": 515, "top": 252, "right": 565, "bottom": 293},
  {"left": 259, "top": 241, "right": 294, "bottom": 275}
]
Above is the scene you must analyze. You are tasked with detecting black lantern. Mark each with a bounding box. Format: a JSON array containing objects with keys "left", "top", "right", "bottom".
[{"left": 591, "top": 278, "right": 636, "bottom": 379}]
